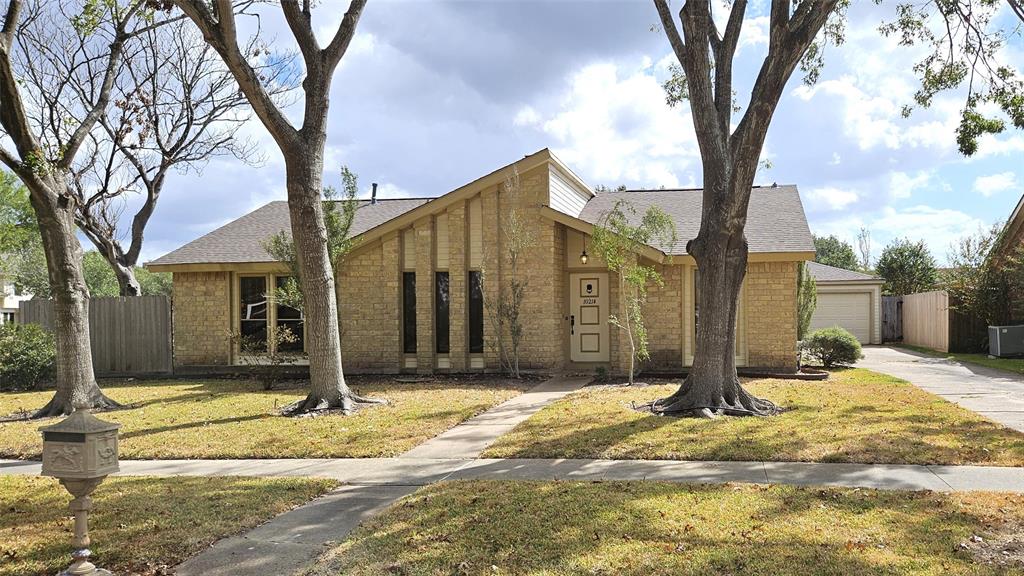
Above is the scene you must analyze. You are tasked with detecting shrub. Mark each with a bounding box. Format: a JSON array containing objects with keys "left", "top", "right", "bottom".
[
  {"left": 0, "top": 323, "right": 55, "bottom": 391},
  {"left": 802, "top": 326, "right": 863, "bottom": 368}
]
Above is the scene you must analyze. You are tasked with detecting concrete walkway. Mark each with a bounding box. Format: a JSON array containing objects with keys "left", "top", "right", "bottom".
[
  {"left": 400, "top": 375, "right": 591, "bottom": 459},
  {"left": 860, "top": 346, "right": 1024, "bottom": 432}
]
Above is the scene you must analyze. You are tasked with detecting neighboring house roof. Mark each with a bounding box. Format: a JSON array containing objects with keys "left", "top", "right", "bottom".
[
  {"left": 578, "top": 185, "right": 814, "bottom": 255},
  {"left": 148, "top": 198, "right": 432, "bottom": 267},
  {"left": 999, "top": 193, "right": 1024, "bottom": 259},
  {"left": 806, "top": 261, "right": 882, "bottom": 283}
]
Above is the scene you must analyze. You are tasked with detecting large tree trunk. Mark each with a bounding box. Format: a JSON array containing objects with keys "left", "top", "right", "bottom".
[
  {"left": 113, "top": 265, "right": 141, "bottom": 297},
  {"left": 30, "top": 181, "right": 119, "bottom": 418},
  {"left": 651, "top": 179, "right": 778, "bottom": 418},
  {"left": 279, "top": 144, "right": 378, "bottom": 415}
]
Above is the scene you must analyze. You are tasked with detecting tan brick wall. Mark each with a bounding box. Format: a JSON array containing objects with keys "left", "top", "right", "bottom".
[
  {"left": 172, "top": 271, "right": 231, "bottom": 366},
  {"left": 745, "top": 261, "right": 799, "bottom": 370},
  {"left": 337, "top": 234, "right": 401, "bottom": 371},
  {"left": 514, "top": 167, "right": 563, "bottom": 369},
  {"left": 644, "top": 264, "right": 685, "bottom": 371}
]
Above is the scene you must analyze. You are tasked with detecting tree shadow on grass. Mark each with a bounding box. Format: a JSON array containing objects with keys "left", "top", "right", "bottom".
[
  {"left": 312, "top": 480, "right": 1016, "bottom": 576},
  {"left": 0, "top": 475, "right": 329, "bottom": 576}
]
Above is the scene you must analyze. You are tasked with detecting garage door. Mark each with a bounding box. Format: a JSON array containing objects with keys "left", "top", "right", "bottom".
[{"left": 810, "top": 292, "right": 871, "bottom": 343}]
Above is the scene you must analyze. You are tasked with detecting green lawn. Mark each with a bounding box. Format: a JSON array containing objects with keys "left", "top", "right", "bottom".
[
  {"left": 307, "top": 480, "right": 1024, "bottom": 576},
  {"left": 0, "top": 377, "right": 530, "bottom": 459},
  {"left": 0, "top": 475, "right": 336, "bottom": 576},
  {"left": 483, "top": 369, "right": 1024, "bottom": 466},
  {"left": 900, "top": 344, "right": 1024, "bottom": 375}
]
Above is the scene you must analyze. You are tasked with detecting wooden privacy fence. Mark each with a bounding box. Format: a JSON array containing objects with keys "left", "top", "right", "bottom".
[
  {"left": 19, "top": 295, "right": 172, "bottom": 376},
  {"left": 882, "top": 295, "right": 903, "bottom": 343},
  {"left": 901, "top": 290, "right": 989, "bottom": 353}
]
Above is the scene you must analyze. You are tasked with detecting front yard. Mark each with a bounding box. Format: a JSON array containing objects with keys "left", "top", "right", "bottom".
[
  {"left": 307, "top": 480, "right": 1024, "bottom": 576},
  {"left": 483, "top": 369, "right": 1024, "bottom": 466},
  {"left": 0, "top": 475, "right": 336, "bottom": 576},
  {"left": 0, "top": 377, "right": 531, "bottom": 459}
]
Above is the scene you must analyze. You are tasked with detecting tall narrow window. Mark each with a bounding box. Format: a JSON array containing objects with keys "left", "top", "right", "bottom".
[
  {"left": 469, "top": 271, "right": 484, "bottom": 353},
  {"left": 240, "top": 276, "right": 268, "bottom": 352},
  {"left": 435, "top": 272, "right": 450, "bottom": 354},
  {"left": 403, "top": 272, "right": 416, "bottom": 354},
  {"left": 275, "top": 276, "right": 304, "bottom": 354}
]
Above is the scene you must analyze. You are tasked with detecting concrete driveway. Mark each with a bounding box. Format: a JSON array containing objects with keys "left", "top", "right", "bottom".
[{"left": 859, "top": 346, "right": 1024, "bottom": 432}]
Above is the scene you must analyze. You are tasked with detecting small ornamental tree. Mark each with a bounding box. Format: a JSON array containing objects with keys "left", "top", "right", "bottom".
[
  {"left": 796, "top": 262, "right": 817, "bottom": 341},
  {"left": 591, "top": 200, "right": 677, "bottom": 384},
  {"left": 485, "top": 168, "right": 534, "bottom": 379},
  {"left": 264, "top": 167, "right": 360, "bottom": 315},
  {"left": 814, "top": 235, "right": 859, "bottom": 271},
  {"left": 876, "top": 238, "right": 939, "bottom": 296}
]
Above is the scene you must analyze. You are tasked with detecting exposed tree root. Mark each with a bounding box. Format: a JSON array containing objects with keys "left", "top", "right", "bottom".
[
  {"left": 637, "top": 378, "right": 781, "bottom": 418},
  {"left": 31, "top": 391, "right": 122, "bottom": 419},
  {"left": 281, "top": 390, "right": 387, "bottom": 417}
]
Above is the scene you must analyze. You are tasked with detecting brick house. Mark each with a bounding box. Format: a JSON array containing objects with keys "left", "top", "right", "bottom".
[{"left": 147, "top": 149, "right": 815, "bottom": 375}]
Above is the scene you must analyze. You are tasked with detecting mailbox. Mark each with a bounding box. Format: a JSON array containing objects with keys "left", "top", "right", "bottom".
[
  {"left": 40, "top": 411, "right": 120, "bottom": 479},
  {"left": 40, "top": 411, "right": 120, "bottom": 576}
]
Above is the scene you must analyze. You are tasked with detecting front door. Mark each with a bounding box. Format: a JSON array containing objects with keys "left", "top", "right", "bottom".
[{"left": 570, "top": 273, "right": 610, "bottom": 363}]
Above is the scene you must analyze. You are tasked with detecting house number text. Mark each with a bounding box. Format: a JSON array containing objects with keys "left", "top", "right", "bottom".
[{"left": 583, "top": 298, "right": 597, "bottom": 305}]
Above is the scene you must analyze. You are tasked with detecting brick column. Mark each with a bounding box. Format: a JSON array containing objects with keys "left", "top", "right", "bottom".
[
  {"left": 448, "top": 203, "right": 467, "bottom": 371},
  {"left": 481, "top": 188, "right": 501, "bottom": 370},
  {"left": 414, "top": 217, "right": 434, "bottom": 374},
  {"left": 380, "top": 233, "right": 402, "bottom": 371}
]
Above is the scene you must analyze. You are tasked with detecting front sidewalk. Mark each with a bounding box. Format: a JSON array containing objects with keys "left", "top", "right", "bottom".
[{"left": 4, "top": 456, "right": 1023, "bottom": 492}]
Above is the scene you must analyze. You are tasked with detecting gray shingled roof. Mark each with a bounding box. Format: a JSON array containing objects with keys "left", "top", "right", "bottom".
[
  {"left": 578, "top": 185, "right": 815, "bottom": 255},
  {"left": 148, "top": 198, "right": 432, "bottom": 266},
  {"left": 806, "top": 261, "right": 882, "bottom": 283}
]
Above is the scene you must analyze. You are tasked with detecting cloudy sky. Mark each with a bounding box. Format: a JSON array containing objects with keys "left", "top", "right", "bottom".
[{"left": 141, "top": 0, "right": 1024, "bottom": 266}]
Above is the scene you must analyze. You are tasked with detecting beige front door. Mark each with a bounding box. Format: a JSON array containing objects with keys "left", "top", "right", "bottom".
[{"left": 570, "top": 273, "right": 610, "bottom": 363}]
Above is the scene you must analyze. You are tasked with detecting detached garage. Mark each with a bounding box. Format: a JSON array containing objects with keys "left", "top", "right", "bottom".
[{"left": 806, "top": 262, "right": 883, "bottom": 344}]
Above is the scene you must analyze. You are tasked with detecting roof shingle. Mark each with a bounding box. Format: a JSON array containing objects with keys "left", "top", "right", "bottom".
[
  {"left": 577, "top": 185, "right": 815, "bottom": 255},
  {"left": 148, "top": 198, "right": 432, "bottom": 266},
  {"left": 806, "top": 261, "right": 882, "bottom": 283}
]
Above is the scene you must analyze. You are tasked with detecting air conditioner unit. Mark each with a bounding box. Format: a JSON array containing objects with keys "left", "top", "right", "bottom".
[{"left": 990, "top": 326, "right": 1024, "bottom": 357}]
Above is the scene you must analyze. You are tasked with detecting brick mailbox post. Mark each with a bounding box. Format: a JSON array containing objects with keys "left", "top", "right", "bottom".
[{"left": 40, "top": 411, "right": 120, "bottom": 576}]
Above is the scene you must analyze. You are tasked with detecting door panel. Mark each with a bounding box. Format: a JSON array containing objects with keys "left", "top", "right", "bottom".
[{"left": 570, "top": 273, "right": 610, "bottom": 362}]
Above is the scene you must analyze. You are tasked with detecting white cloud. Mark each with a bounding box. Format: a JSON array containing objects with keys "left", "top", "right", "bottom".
[
  {"left": 973, "top": 172, "right": 1017, "bottom": 197},
  {"left": 889, "top": 170, "right": 932, "bottom": 199},
  {"left": 805, "top": 186, "right": 859, "bottom": 211},
  {"left": 514, "top": 59, "right": 699, "bottom": 188}
]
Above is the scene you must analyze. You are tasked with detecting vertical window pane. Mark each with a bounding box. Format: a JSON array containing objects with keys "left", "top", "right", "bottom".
[
  {"left": 403, "top": 272, "right": 416, "bottom": 354},
  {"left": 275, "top": 276, "right": 304, "bottom": 354},
  {"left": 240, "top": 276, "right": 268, "bottom": 352},
  {"left": 469, "top": 271, "right": 484, "bottom": 354},
  {"left": 435, "top": 272, "right": 450, "bottom": 354}
]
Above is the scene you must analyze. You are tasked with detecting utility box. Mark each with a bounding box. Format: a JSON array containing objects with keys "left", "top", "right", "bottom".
[{"left": 989, "top": 325, "right": 1024, "bottom": 357}]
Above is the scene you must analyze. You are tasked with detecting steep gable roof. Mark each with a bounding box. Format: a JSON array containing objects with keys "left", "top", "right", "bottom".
[
  {"left": 577, "top": 185, "right": 814, "bottom": 255},
  {"left": 148, "top": 198, "right": 432, "bottom": 267}
]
